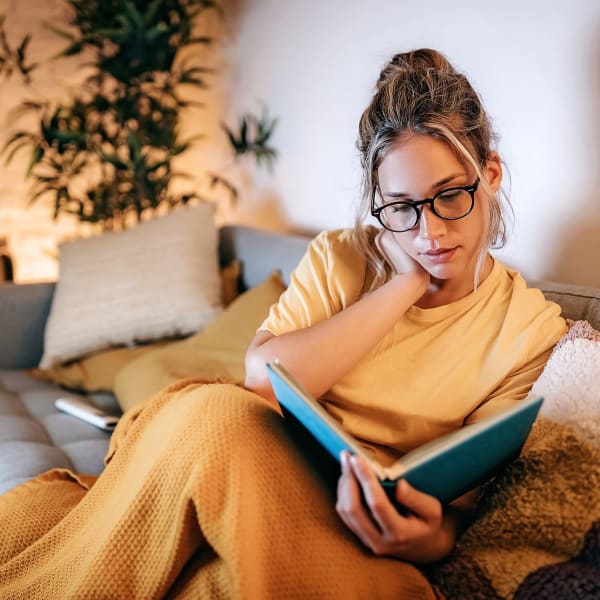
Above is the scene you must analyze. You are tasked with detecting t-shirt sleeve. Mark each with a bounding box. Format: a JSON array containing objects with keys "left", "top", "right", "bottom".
[
  {"left": 464, "top": 347, "right": 553, "bottom": 424},
  {"left": 465, "top": 291, "right": 567, "bottom": 425},
  {"left": 258, "top": 229, "right": 365, "bottom": 336}
]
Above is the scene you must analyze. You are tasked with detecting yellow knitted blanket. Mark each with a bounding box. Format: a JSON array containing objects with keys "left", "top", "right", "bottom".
[{"left": 0, "top": 381, "right": 435, "bottom": 599}]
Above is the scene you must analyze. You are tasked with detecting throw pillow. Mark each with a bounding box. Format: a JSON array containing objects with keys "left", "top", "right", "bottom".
[
  {"left": 29, "top": 342, "right": 168, "bottom": 392},
  {"left": 39, "top": 203, "right": 222, "bottom": 369},
  {"left": 531, "top": 319, "right": 600, "bottom": 447},
  {"left": 113, "top": 270, "right": 286, "bottom": 411},
  {"left": 29, "top": 261, "right": 242, "bottom": 392},
  {"left": 220, "top": 259, "right": 241, "bottom": 306}
]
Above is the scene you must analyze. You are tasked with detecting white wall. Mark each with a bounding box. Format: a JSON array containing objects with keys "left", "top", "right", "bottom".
[
  {"left": 223, "top": 0, "right": 600, "bottom": 287},
  {"left": 2, "top": 0, "right": 599, "bottom": 287}
]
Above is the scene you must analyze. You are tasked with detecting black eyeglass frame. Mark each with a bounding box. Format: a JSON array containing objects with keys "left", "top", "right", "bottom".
[{"left": 371, "top": 177, "right": 481, "bottom": 233}]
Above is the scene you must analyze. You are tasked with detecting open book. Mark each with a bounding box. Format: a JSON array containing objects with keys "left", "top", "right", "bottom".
[{"left": 266, "top": 361, "right": 543, "bottom": 505}]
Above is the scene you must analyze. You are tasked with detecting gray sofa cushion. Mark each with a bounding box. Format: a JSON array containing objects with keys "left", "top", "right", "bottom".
[
  {"left": 535, "top": 280, "right": 600, "bottom": 328},
  {"left": 218, "top": 225, "right": 311, "bottom": 289},
  {"left": 0, "top": 282, "right": 54, "bottom": 369},
  {"left": 0, "top": 370, "right": 120, "bottom": 495}
]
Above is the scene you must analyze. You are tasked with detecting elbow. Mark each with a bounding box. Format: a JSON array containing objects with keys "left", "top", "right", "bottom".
[
  {"left": 244, "top": 351, "right": 269, "bottom": 395},
  {"left": 244, "top": 338, "right": 279, "bottom": 408}
]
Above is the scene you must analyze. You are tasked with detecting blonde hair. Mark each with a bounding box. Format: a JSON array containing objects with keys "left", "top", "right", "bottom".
[{"left": 353, "top": 48, "right": 512, "bottom": 290}]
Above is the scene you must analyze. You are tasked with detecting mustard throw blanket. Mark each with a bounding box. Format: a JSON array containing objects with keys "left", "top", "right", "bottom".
[
  {"left": 2, "top": 329, "right": 599, "bottom": 598},
  {"left": 0, "top": 381, "right": 435, "bottom": 599}
]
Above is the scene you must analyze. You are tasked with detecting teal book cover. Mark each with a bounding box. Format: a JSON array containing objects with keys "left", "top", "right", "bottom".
[{"left": 266, "top": 361, "right": 543, "bottom": 505}]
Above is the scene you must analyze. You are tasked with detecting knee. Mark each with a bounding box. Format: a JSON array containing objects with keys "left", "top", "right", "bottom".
[{"left": 161, "top": 383, "right": 282, "bottom": 453}]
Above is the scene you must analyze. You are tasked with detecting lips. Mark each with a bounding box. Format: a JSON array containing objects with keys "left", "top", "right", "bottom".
[
  {"left": 420, "top": 247, "right": 459, "bottom": 263},
  {"left": 424, "top": 248, "right": 454, "bottom": 256}
]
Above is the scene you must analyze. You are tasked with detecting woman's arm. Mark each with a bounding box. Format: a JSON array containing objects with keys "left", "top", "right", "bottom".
[{"left": 245, "top": 268, "right": 428, "bottom": 404}]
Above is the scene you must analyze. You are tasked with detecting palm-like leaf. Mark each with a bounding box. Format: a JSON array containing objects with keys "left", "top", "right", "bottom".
[
  {"left": 222, "top": 105, "right": 279, "bottom": 171},
  {"left": 0, "top": 14, "right": 39, "bottom": 82}
]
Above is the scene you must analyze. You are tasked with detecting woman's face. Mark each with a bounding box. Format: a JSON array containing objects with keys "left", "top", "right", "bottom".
[{"left": 376, "top": 135, "right": 502, "bottom": 289}]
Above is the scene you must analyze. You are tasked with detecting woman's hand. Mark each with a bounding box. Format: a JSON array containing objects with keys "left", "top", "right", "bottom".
[
  {"left": 336, "top": 452, "right": 455, "bottom": 564},
  {"left": 374, "top": 230, "right": 426, "bottom": 276}
]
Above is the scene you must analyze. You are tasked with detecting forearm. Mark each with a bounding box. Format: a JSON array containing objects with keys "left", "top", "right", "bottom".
[{"left": 245, "top": 272, "right": 426, "bottom": 400}]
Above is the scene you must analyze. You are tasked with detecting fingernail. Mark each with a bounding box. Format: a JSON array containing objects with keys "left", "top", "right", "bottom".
[{"left": 340, "top": 452, "right": 348, "bottom": 469}]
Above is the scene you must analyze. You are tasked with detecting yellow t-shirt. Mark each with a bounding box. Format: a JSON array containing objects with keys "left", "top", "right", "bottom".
[{"left": 260, "top": 229, "right": 566, "bottom": 466}]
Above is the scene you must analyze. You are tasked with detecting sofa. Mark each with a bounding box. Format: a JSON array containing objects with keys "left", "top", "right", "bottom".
[
  {"left": 0, "top": 224, "right": 311, "bottom": 496},
  {"left": 1, "top": 222, "right": 600, "bottom": 597},
  {"left": 1, "top": 222, "right": 599, "bottom": 498}
]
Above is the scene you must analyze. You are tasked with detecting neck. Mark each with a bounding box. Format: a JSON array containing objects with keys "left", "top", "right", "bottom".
[{"left": 416, "top": 254, "right": 494, "bottom": 309}]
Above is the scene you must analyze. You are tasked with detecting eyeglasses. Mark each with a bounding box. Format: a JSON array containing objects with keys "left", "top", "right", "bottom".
[{"left": 371, "top": 178, "right": 480, "bottom": 233}]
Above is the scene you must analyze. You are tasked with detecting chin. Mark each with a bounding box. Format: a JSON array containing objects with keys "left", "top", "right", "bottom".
[
  {"left": 418, "top": 249, "right": 476, "bottom": 281},
  {"left": 426, "top": 264, "right": 457, "bottom": 280},
  {"left": 415, "top": 255, "right": 454, "bottom": 279}
]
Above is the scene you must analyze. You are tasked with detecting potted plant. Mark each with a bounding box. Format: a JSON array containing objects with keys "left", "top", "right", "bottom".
[{"left": 1, "top": 0, "right": 278, "bottom": 232}]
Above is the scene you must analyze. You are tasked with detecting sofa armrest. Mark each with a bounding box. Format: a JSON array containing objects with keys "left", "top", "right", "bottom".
[
  {"left": 0, "top": 281, "right": 55, "bottom": 369},
  {"left": 534, "top": 279, "right": 600, "bottom": 329}
]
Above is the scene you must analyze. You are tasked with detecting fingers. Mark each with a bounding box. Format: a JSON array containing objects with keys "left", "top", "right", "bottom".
[
  {"left": 337, "top": 453, "right": 418, "bottom": 555},
  {"left": 336, "top": 453, "right": 385, "bottom": 552},
  {"left": 374, "top": 230, "right": 416, "bottom": 275},
  {"left": 336, "top": 452, "right": 446, "bottom": 560},
  {"left": 395, "top": 479, "right": 442, "bottom": 526},
  {"left": 347, "top": 454, "right": 399, "bottom": 534}
]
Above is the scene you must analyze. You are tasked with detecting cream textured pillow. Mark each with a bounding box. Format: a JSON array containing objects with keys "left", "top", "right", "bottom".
[
  {"left": 532, "top": 321, "right": 600, "bottom": 447},
  {"left": 40, "top": 203, "right": 222, "bottom": 368}
]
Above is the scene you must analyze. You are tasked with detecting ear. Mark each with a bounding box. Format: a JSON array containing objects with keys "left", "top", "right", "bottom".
[{"left": 483, "top": 151, "right": 502, "bottom": 193}]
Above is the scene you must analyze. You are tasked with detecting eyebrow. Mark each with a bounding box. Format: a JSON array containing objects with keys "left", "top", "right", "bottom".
[{"left": 381, "top": 173, "right": 467, "bottom": 199}]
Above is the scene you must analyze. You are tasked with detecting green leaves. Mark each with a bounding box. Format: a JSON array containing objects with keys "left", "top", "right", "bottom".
[
  {"left": 3, "top": 131, "right": 35, "bottom": 167},
  {"left": 222, "top": 105, "right": 279, "bottom": 171},
  {"left": 26, "top": 146, "right": 44, "bottom": 177},
  {"left": 52, "top": 0, "right": 218, "bottom": 80},
  {"left": 1, "top": 0, "right": 227, "bottom": 230}
]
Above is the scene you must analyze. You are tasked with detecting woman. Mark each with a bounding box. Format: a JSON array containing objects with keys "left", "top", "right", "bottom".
[
  {"left": 0, "top": 49, "right": 565, "bottom": 599},
  {"left": 245, "top": 48, "right": 565, "bottom": 563}
]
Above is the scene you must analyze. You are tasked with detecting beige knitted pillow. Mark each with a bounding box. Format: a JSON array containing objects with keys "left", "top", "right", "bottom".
[{"left": 39, "top": 204, "right": 222, "bottom": 368}]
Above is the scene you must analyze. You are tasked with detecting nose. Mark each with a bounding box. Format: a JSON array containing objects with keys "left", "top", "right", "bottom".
[{"left": 418, "top": 204, "right": 446, "bottom": 239}]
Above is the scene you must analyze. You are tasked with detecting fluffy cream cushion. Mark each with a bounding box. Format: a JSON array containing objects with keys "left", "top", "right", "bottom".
[
  {"left": 40, "top": 203, "right": 222, "bottom": 368},
  {"left": 532, "top": 320, "right": 600, "bottom": 447}
]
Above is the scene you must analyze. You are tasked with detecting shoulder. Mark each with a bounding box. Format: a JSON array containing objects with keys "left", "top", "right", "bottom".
[
  {"left": 310, "top": 225, "right": 380, "bottom": 267},
  {"left": 499, "top": 263, "right": 557, "bottom": 309},
  {"left": 305, "top": 227, "right": 368, "bottom": 273},
  {"left": 261, "top": 228, "right": 373, "bottom": 333},
  {"left": 493, "top": 261, "right": 566, "bottom": 342},
  {"left": 299, "top": 227, "right": 374, "bottom": 306},
  {"left": 308, "top": 227, "right": 370, "bottom": 256}
]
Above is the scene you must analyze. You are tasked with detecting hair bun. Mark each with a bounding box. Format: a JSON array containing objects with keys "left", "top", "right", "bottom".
[{"left": 376, "top": 48, "right": 456, "bottom": 90}]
